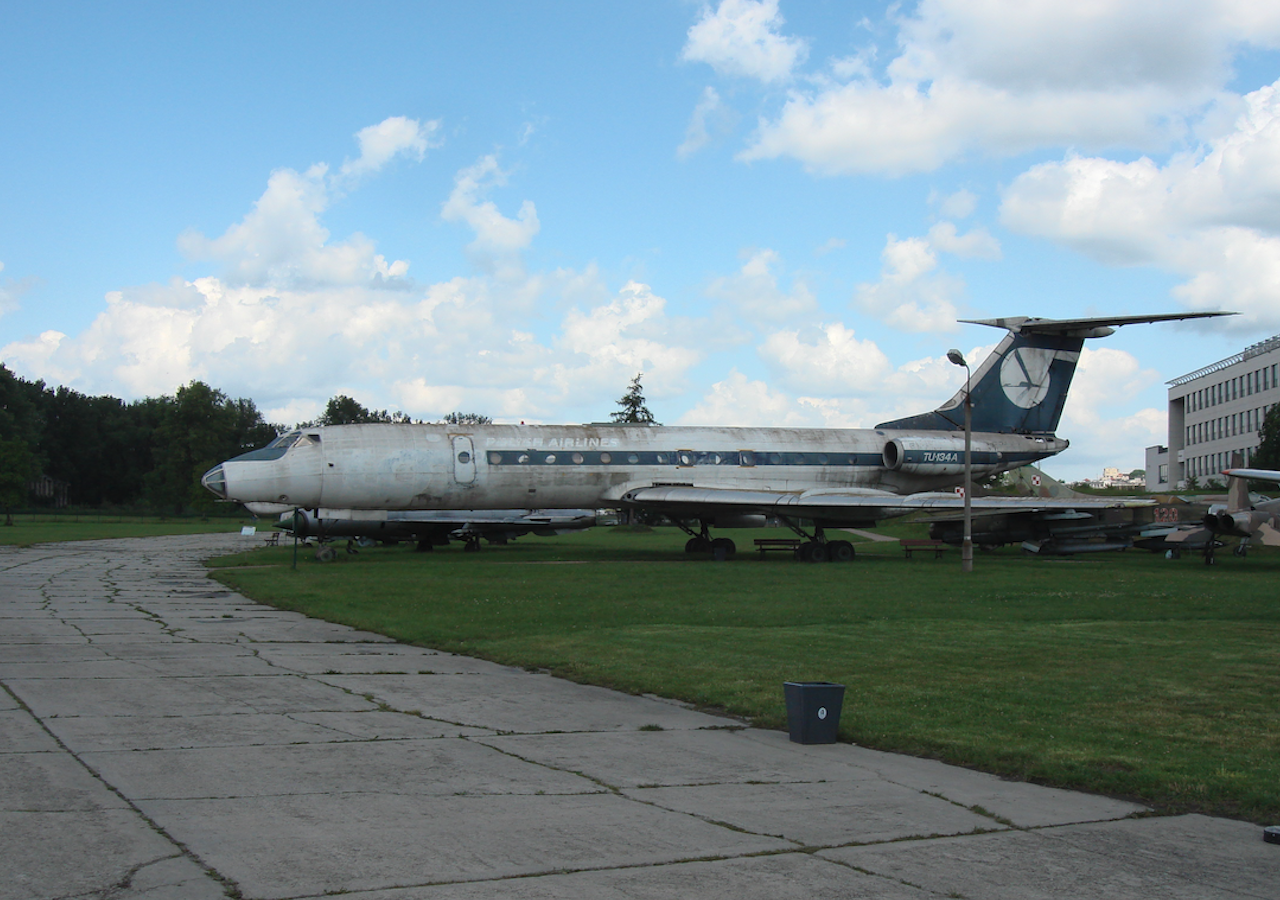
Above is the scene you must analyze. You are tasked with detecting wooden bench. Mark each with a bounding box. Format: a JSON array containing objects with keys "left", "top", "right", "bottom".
[
  {"left": 754, "top": 538, "right": 802, "bottom": 557},
  {"left": 900, "top": 538, "right": 947, "bottom": 559},
  {"left": 264, "top": 532, "right": 281, "bottom": 546}
]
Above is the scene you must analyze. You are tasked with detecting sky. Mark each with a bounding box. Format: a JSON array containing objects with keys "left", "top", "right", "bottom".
[{"left": 3, "top": 0, "right": 1280, "bottom": 482}]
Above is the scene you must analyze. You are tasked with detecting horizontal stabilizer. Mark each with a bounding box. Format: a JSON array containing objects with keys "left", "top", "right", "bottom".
[{"left": 961, "top": 311, "right": 1235, "bottom": 338}]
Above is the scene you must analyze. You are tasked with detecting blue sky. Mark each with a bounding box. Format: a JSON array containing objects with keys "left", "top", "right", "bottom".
[{"left": 4, "top": 0, "right": 1280, "bottom": 480}]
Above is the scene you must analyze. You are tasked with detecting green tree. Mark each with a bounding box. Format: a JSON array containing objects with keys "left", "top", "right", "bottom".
[
  {"left": 441, "top": 411, "right": 492, "bottom": 425},
  {"left": 313, "top": 394, "right": 394, "bottom": 426},
  {"left": 146, "top": 382, "right": 276, "bottom": 515},
  {"left": 610, "top": 373, "right": 658, "bottom": 425},
  {"left": 1252, "top": 405, "right": 1280, "bottom": 471},
  {"left": 0, "top": 438, "right": 37, "bottom": 524}
]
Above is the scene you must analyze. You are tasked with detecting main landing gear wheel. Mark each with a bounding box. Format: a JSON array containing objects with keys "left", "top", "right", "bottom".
[
  {"left": 797, "top": 541, "right": 829, "bottom": 563},
  {"left": 711, "top": 537, "right": 737, "bottom": 559},
  {"left": 827, "top": 540, "right": 855, "bottom": 563},
  {"left": 685, "top": 536, "right": 712, "bottom": 554}
]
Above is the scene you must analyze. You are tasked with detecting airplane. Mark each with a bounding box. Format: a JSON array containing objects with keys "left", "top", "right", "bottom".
[
  {"left": 920, "top": 466, "right": 1211, "bottom": 555},
  {"left": 1154, "top": 458, "right": 1280, "bottom": 563},
  {"left": 271, "top": 506, "right": 597, "bottom": 551},
  {"left": 201, "top": 311, "right": 1232, "bottom": 562}
]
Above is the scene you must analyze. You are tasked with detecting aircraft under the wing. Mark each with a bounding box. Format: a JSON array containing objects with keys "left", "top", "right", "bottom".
[
  {"left": 270, "top": 506, "right": 597, "bottom": 551},
  {"left": 202, "top": 311, "right": 1232, "bottom": 562},
  {"left": 921, "top": 466, "right": 1212, "bottom": 555}
]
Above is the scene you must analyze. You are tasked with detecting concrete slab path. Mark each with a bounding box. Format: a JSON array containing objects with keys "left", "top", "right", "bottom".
[{"left": 1, "top": 534, "right": 1275, "bottom": 899}]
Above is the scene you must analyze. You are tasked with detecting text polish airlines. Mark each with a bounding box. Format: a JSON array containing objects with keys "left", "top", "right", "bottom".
[{"left": 203, "top": 313, "right": 1230, "bottom": 561}]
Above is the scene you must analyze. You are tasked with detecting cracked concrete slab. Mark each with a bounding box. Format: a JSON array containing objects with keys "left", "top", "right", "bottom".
[
  {"left": 820, "top": 814, "right": 1277, "bottom": 899},
  {"left": 2, "top": 534, "right": 1276, "bottom": 900}
]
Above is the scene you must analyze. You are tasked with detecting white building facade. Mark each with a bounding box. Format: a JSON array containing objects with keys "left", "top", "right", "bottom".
[{"left": 1146, "top": 334, "right": 1280, "bottom": 490}]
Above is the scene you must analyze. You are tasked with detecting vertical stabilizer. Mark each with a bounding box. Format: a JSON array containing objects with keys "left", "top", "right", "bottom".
[
  {"left": 1226, "top": 452, "right": 1249, "bottom": 513},
  {"left": 877, "top": 312, "right": 1234, "bottom": 435}
]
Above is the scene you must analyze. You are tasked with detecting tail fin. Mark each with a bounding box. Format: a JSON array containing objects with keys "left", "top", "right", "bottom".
[
  {"left": 1003, "top": 465, "right": 1089, "bottom": 500},
  {"left": 877, "top": 312, "right": 1234, "bottom": 435},
  {"left": 1226, "top": 451, "right": 1249, "bottom": 512}
]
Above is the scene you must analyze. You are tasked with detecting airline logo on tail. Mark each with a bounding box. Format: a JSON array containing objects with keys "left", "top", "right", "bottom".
[{"left": 1000, "top": 348, "right": 1081, "bottom": 409}]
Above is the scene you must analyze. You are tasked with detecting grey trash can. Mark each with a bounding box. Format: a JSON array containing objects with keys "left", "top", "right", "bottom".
[{"left": 783, "top": 681, "right": 844, "bottom": 744}]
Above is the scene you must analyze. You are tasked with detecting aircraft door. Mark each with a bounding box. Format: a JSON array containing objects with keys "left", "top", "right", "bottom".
[{"left": 452, "top": 435, "right": 477, "bottom": 485}]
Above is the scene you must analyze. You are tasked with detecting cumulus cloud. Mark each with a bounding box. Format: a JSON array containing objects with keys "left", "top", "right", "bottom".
[
  {"left": 677, "top": 369, "right": 816, "bottom": 426},
  {"left": 338, "top": 116, "right": 441, "bottom": 181},
  {"left": 441, "top": 154, "right": 541, "bottom": 273},
  {"left": 734, "top": 0, "right": 1280, "bottom": 175},
  {"left": 1000, "top": 79, "right": 1280, "bottom": 327},
  {"left": 681, "top": 0, "right": 808, "bottom": 84},
  {"left": 704, "top": 248, "right": 817, "bottom": 323},
  {"left": 758, "top": 322, "right": 889, "bottom": 394},
  {"left": 1055, "top": 346, "right": 1166, "bottom": 475},
  {"left": 178, "top": 165, "right": 411, "bottom": 288},
  {"left": 0, "top": 139, "right": 700, "bottom": 424},
  {"left": 853, "top": 233, "right": 964, "bottom": 332}
]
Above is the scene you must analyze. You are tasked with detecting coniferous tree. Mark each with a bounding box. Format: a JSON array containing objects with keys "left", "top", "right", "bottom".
[{"left": 610, "top": 373, "right": 658, "bottom": 425}]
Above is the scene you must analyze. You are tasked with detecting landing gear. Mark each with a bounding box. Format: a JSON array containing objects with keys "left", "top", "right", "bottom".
[
  {"left": 797, "top": 541, "right": 828, "bottom": 563},
  {"left": 685, "top": 536, "right": 712, "bottom": 554},
  {"left": 779, "top": 519, "right": 855, "bottom": 563},
  {"left": 827, "top": 540, "right": 856, "bottom": 563},
  {"left": 711, "top": 537, "right": 737, "bottom": 559}
]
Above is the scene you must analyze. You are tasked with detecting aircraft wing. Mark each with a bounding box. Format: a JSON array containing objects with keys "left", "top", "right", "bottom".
[
  {"left": 613, "top": 484, "right": 1150, "bottom": 524},
  {"left": 1224, "top": 468, "right": 1280, "bottom": 484}
]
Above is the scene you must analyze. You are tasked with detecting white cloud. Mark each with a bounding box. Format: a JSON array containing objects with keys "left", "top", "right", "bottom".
[
  {"left": 927, "top": 221, "right": 1001, "bottom": 260},
  {"left": 758, "top": 322, "right": 889, "bottom": 394},
  {"left": 178, "top": 164, "right": 411, "bottom": 288},
  {"left": 681, "top": 0, "right": 808, "bottom": 84},
  {"left": 853, "top": 234, "right": 963, "bottom": 332},
  {"left": 704, "top": 247, "right": 817, "bottom": 322},
  {"left": 441, "top": 154, "right": 541, "bottom": 271},
  {"left": 1055, "top": 346, "right": 1166, "bottom": 476},
  {"left": 338, "top": 116, "right": 441, "bottom": 181},
  {"left": 736, "top": 0, "right": 1280, "bottom": 175},
  {"left": 677, "top": 369, "right": 816, "bottom": 426},
  {"left": 1000, "top": 79, "right": 1280, "bottom": 327},
  {"left": 678, "top": 86, "right": 728, "bottom": 158},
  {"left": 933, "top": 188, "right": 978, "bottom": 219}
]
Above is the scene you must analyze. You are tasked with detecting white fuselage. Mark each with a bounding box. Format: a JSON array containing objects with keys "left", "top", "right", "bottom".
[{"left": 210, "top": 423, "right": 1066, "bottom": 522}]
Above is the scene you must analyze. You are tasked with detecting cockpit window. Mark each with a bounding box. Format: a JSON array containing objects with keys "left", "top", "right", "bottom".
[
  {"left": 267, "top": 431, "right": 302, "bottom": 450},
  {"left": 265, "top": 431, "right": 320, "bottom": 452},
  {"left": 230, "top": 430, "right": 318, "bottom": 463}
]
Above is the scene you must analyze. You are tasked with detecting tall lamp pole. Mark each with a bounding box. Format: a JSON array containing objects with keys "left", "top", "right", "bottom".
[{"left": 946, "top": 350, "right": 974, "bottom": 573}]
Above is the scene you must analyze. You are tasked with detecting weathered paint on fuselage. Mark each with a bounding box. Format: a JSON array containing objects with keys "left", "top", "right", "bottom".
[{"left": 213, "top": 422, "right": 1066, "bottom": 517}]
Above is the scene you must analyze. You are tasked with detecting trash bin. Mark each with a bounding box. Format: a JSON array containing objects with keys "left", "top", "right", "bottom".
[{"left": 783, "top": 681, "right": 844, "bottom": 744}]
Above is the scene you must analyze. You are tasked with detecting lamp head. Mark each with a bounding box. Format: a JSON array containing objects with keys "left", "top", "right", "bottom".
[{"left": 946, "top": 349, "right": 967, "bottom": 367}]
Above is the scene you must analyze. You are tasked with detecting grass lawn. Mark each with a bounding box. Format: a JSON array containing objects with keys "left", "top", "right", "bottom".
[
  {"left": 207, "top": 525, "right": 1280, "bottom": 823},
  {"left": 0, "top": 512, "right": 259, "bottom": 546}
]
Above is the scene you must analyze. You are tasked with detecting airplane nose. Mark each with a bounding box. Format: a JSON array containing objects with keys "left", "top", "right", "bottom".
[{"left": 201, "top": 464, "right": 227, "bottom": 499}]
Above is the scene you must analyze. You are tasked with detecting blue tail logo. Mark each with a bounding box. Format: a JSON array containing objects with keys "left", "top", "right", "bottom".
[{"left": 877, "top": 312, "right": 1234, "bottom": 435}]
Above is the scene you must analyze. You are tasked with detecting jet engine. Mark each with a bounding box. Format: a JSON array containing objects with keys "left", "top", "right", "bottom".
[
  {"left": 882, "top": 436, "right": 1000, "bottom": 476},
  {"left": 1205, "top": 510, "right": 1270, "bottom": 537}
]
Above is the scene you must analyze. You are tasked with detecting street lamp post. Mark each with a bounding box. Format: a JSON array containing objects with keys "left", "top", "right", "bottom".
[{"left": 946, "top": 349, "right": 974, "bottom": 573}]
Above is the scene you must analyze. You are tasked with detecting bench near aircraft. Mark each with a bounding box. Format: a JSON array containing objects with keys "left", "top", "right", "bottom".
[{"left": 202, "top": 311, "right": 1230, "bottom": 561}]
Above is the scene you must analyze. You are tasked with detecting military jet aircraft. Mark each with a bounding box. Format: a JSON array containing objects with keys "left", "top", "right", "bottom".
[
  {"left": 202, "top": 312, "right": 1230, "bottom": 561},
  {"left": 921, "top": 466, "right": 1209, "bottom": 555},
  {"left": 273, "top": 506, "right": 597, "bottom": 551}
]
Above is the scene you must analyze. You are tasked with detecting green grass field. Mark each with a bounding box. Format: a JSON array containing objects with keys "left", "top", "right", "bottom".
[
  {"left": 0, "top": 512, "right": 257, "bottom": 546},
  {"left": 205, "top": 525, "right": 1280, "bottom": 824}
]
